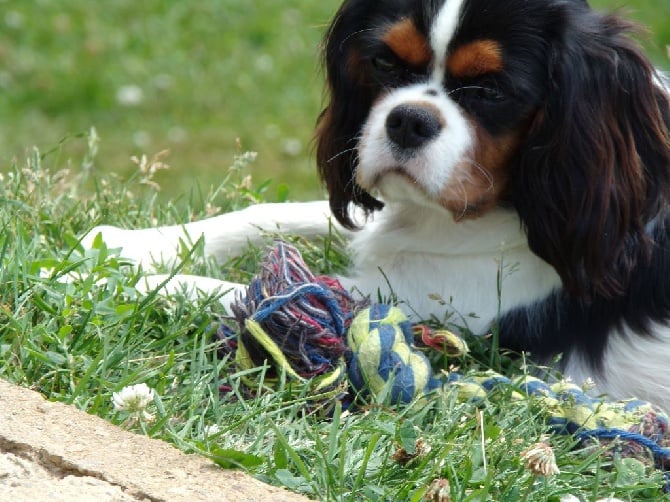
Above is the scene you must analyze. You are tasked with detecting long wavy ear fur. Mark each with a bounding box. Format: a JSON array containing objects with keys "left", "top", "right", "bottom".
[
  {"left": 315, "top": 0, "right": 384, "bottom": 229},
  {"left": 512, "top": 8, "right": 670, "bottom": 299}
]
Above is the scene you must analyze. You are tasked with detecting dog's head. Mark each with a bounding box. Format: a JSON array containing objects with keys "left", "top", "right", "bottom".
[{"left": 316, "top": 0, "right": 670, "bottom": 298}]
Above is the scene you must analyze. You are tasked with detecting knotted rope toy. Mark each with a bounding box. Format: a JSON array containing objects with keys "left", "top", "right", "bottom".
[
  {"left": 214, "top": 241, "right": 670, "bottom": 478},
  {"left": 215, "top": 242, "right": 353, "bottom": 406}
]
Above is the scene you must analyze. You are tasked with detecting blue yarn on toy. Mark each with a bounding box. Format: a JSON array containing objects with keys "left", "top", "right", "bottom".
[
  {"left": 225, "top": 241, "right": 356, "bottom": 379},
  {"left": 577, "top": 429, "right": 670, "bottom": 461},
  {"left": 445, "top": 370, "right": 670, "bottom": 482},
  {"left": 346, "top": 303, "right": 443, "bottom": 404}
]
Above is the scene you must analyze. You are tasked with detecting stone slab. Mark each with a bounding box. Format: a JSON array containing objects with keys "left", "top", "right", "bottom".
[{"left": 0, "top": 379, "right": 310, "bottom": 501}]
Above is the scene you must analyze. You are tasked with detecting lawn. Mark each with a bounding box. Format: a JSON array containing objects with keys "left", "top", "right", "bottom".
[
  {"left": 0, "top": 0, "right": 667, "bottom": 204},
  {"left": 1, "top": 145, "right": 669, "bottom": 500}
]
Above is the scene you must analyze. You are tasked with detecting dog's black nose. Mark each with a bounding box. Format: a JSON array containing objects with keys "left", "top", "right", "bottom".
[{"left": 385, "top": 104, "right": 442, "bottom": 150}]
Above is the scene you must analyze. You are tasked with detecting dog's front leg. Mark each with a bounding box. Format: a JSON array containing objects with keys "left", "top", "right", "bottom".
[
  {"left": 81, "top": 200, "right": 341, "bottom": 268},
  {"left": 80, "top": 200, "right": 348, "bottom": 311}
]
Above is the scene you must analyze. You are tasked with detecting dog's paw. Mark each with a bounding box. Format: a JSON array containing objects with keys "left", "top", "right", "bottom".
[
  {"left": 80, "top": 225, "right": 155, "bottom": 267},
  {"left": 81, "top": 224, "right": 199, "bottom": 271}
]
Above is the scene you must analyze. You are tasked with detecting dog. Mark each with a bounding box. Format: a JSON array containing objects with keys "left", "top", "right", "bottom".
[{"left": 83, "top": 0, "right": 670, "bottom": 411}]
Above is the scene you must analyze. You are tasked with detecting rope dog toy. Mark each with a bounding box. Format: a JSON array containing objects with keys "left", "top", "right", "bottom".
[{"left": 214, "top": 241, "right": 670, "bottom": 476}]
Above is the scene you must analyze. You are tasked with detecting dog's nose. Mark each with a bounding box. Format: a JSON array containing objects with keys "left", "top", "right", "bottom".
[{"left": 385, "top": 104, "right": 442, "bottom": 150}]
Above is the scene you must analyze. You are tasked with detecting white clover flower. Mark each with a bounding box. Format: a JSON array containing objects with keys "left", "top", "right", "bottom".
[
  {"left": 581, "top": 377, "right": 597, "bottom": 391},
  {"left": 520, "top": 441, "right": 560, "bottom": 476},
  {"left": 112, "top": 383, "right": 156, "bottom": 421},
  {"left": 424, "top": 478, "right": 451, "bottom": 501}
]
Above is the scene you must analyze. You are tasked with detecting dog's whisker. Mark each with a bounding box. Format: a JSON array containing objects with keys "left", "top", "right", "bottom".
[
  {"left": 327, "top": 147, "right": 358, "bottom": 164},
  {"left": 447, "top": 85, "right": 489, "bottom": 96},
  {"left": 463, "top": 158, "right": 495, "bottom": 191},
  {"left": 338, "top": 28, "right": 375, "bottom": 53}
]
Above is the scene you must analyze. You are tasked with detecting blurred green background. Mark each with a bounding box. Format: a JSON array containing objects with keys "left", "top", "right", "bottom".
[{"left": 0, "top": 0, "right": 668, "bottom": 202}]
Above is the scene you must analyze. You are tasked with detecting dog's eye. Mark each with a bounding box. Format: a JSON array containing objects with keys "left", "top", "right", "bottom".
[
  {"left": 476, "top": 87, "right": 506, "bottom": 102},
  {"left": 369, "top": 50, "right": 427, "bottom": 85},
  {"left": 372, "top": 55, "right": 398, "bottom": 73},
  {"left": 450, "top": 85, "right": 507, "bottom": 104}
]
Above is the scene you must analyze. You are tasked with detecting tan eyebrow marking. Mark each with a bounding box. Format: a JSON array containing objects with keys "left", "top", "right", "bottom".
[
  {"left": 447, "top": 39, "right": 503, "bottom": 78},
  {"left": 382, "top": 18, "right": 432, "bottom": 67}
]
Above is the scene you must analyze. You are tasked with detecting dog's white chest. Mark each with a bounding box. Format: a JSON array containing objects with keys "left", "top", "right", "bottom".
[{"left": 342, "top": 206, "right": 561, "bottom": 333}]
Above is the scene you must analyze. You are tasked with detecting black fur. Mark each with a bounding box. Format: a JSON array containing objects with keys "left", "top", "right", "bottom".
[{"left": 499, "top": 214, "right": 670, "bottom": 371}]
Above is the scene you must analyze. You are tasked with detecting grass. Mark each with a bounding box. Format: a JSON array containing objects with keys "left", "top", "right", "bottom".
[
  {"left": 1, "top": 1, "right": 669, "bottom": 499},
  {"left": 0, "top": 0, "right": 667, "bottom": 205},
  {"left": 0, "top": 0, "right": 338, "bottom": 201},
  {"left": 1, "top": 136, "right": 669, "bottom": 501}
]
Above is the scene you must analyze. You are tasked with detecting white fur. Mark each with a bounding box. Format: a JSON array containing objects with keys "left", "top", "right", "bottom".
[
  {"left": 83, "top": 201, "right": 340, "bottom": 269},
  {"left": 563, "top": 323, "right": 670, "bottom": 412},
  {"left": 342, "top": 200, "right": 560, "bottom": 333},
  {"left": 430, "top": 0, "right": 466, "bottom": 82}
]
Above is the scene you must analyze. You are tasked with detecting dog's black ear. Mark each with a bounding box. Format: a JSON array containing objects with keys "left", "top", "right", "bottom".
[
  {"left": 316, "top": 0, "right": 383, "bottom": 229},
  {"left": 512, "top": 9, "right": 670, "bottom": 299}
]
